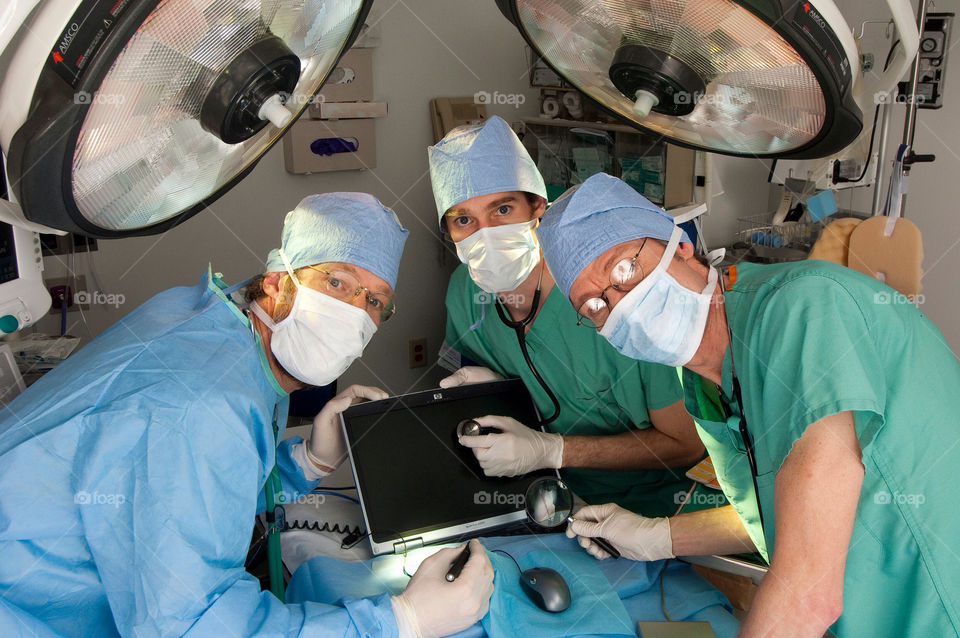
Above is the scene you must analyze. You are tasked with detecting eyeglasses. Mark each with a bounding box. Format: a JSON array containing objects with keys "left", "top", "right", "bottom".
[
  {"left": 303, "top": 266, "right": 396, "bottom": 322},
  {"left": 576, "top": 238, "right": 648, "bottom": 330}
]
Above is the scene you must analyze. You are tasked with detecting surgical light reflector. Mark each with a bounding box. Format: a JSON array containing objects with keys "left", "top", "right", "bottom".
[
  {"left": 495, "top": 0, "right": 866, "bottom": 159},
  {"left": 3, "top": 0, "right": 372, "bottom": 237}
]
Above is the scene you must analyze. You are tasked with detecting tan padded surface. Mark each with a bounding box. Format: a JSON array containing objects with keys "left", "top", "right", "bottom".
[
  {"left": 848, "top": 216, "right": 924, "bottom": 298},
  {"left": 807, "top": 217, "right": 862, "bottom": 266}
]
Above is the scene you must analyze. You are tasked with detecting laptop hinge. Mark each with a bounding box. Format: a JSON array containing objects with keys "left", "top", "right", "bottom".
[{"left": 393, "top": 538, "right": 424, "bottom": 554}]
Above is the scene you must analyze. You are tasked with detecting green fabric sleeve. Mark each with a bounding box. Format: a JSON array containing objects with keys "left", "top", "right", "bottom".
[
  {"left": 638, "top": 362, "right": 685, "bottom": 411},
  {"left": 745, "top": 275, "right": 886, "bottom": 476}
]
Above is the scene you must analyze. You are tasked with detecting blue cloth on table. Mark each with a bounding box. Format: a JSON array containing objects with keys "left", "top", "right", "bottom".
[
  {"left": 482, "top": 548, "right": 633, "bottom": 637},
  {"left": 286, "top": 534, "right": 739, "bottom": 638}
]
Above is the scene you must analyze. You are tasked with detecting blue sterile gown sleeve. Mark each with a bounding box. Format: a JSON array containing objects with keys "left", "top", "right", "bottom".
[{"left": 0, "top": 269, "right": 399, "bottom": 638}]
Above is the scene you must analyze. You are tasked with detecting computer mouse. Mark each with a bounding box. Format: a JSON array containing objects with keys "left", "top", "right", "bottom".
[{"left": 519, "top": 567, "right": 571, "bottom": 613}]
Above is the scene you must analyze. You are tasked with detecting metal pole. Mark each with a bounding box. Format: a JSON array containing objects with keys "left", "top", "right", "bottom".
[
  {"left": 901, "top": 0, "right": 928, "bottom": 150},
  {"left": 872, "top": 100, "right": 893, "bottom": 216},
  {"left": 896, "top": 0, "right": 928, "bottom": 216}
]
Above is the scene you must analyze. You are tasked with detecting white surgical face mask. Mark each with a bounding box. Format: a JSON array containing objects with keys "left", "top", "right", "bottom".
[
  {"left": 454, "top": 220, "right": 540, "bottom": 293},
  {"left": 600, "top": 226, "right": 717, "bottom": 367},
  {"left": 250, "top": 266, "right": 377, "bottom": 387}
]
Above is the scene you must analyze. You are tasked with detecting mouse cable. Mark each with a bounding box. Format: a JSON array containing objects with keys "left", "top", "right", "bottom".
[{"left": 490, "top": 548, "right": 523, "bottom": 573}]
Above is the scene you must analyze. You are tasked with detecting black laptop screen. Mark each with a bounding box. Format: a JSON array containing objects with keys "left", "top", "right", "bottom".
[{"left": 342, "top": 380, "right": 554, "bottom": 545}]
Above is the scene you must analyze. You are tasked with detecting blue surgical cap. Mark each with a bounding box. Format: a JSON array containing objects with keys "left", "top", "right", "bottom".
[
  {"left": 428, "top": 115, "right": 546, "bottom": 230},
  {"left": 264, "top": 193, "right": 409, "bottom": 289},
  {"left": 537, "top": 173, "right": 690, "bottom": 298}
]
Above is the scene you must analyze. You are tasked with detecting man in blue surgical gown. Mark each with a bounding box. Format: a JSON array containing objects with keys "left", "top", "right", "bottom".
[{"left": 0, "top": 193, "right": 494, "bottom": 637}]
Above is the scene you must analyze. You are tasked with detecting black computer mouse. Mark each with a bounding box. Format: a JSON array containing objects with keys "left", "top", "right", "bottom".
[{"left": 519, "top": 567, "right": 571, "bottom": 613}]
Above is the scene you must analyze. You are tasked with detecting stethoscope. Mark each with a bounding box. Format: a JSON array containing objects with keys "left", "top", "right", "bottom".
[
  {"left": 677, "top": 205, "right": 767, "bottom": 541},
  {"left": 720, "top": 269, "right": 766, "bottom": 540},
  {"left": 493, "top": 259, "right": 561, "bottom": 425}
]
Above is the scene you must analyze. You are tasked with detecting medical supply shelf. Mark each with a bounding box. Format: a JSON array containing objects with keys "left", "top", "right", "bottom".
[{"left": 521, "top": 118, "right": 696, "bottom": 208}]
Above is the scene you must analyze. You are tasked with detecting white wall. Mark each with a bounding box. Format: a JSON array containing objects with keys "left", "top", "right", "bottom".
[
  {"left": 34, "top": 0, "right": 539, "bottom": 395},
  {"left": 33, "top": 0, "right": 960, "bottom": 387},
  {"left": 697, "top": 0, "right": 960, "bottom": 359}
]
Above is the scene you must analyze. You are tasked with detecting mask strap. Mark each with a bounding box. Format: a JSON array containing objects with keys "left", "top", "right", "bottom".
[
  {"left": 657, "top": 226, "right": 684, "bottom": 270},
  {"left": 249, "top": 300, "right": 277, "bottom": 330},
  {"left": 703, "top": 260, "right": 720, "bottom": 292},
  {"left": 252, "top": 249, "right": 302, "bottom": 330},
  {"left": 671, "top": 203, "right": 708, "bottom": 225},
  {"left": 670, "top": 202, "right": 726, "bottom": 266},
  {"left": 279, "top": 249, "right": 302, "bottom": 289},
  {"left": 706, "top": 248, "right": 726, "bottom": 267}
]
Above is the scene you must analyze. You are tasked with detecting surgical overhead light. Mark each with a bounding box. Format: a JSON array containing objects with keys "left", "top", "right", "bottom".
[
  {"left": 494, "top": 0, "right": 918, "bottom": 159},
  {"left": 0, "top": 0, "right": 372, "bottom": 238}
]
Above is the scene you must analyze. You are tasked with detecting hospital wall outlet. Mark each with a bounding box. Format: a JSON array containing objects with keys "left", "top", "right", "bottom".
[
  {"left": 47, "top": 276, "right": 87, "bottom": 314},
  {"left": 408, "top": 338, "right": 427, "bottom": 368}
]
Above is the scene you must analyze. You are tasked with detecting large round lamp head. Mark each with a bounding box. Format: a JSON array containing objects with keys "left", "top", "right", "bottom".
[
  {"left": 495, "top": 0, "right": 864, "bottom": 159},
  {"left": 1, "top": 0, "right": 372, "bottom": 237}
]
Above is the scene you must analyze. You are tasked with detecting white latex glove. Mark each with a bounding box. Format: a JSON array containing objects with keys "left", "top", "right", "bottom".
[
  {"left": 458, "top": 415, "right": 563, "bottom": 477},
  {"left": 439, "top": 366, "right": 504, "bottom": 388},
  {"left": 391, "top": 539, "right": 494, "bottom": 638},
  {"left": 565, "top": 502, "right": 675, "bottom": 562},
  {"left": 305, "top": 384, "right": 389, "bottom": 472}
]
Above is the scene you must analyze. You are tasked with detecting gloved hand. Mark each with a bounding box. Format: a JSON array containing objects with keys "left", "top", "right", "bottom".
[
  {"left": 391, "top": 539, "right": 494, "bottom": 638},
  {"left": 306, "top": 384, "right": 389, "bottom": 472},
  {"left": 458, "top": 415, "right": 563, "bottom": 476},
  {"left": 566, "top": 503, "right": 675, "bottom": 562},
  {"left": 439, "top": 366, "right": 504, "bottom": 388}
]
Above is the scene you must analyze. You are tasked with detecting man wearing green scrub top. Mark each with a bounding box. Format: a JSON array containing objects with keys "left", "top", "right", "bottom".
[
  {"left": 428, "top": 117, "right": 710, "bottom": 517},
  {"left": 538, "top": 173, "right": 960, "bottom": 638}
]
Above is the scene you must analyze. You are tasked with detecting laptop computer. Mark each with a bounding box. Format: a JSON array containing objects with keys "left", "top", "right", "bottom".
[{"left": 341, "top": 379, "right": 557, "bottom": 555}]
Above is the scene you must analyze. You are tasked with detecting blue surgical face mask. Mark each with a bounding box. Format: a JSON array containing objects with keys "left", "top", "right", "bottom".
[{"left": 599, "top": 227, "right": 718, "bottom": 366}]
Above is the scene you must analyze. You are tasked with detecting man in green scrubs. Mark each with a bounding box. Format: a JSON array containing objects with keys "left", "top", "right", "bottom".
[
  {"left": 428, "top": 117, "right": 709, "bottom": 517},
  {"left": 537, "top": 172, "right": 960, "bottom": 637}
]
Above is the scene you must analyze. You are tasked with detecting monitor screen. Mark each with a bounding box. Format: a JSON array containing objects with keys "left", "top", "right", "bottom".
[
  {"left": 0, "top": 222, "right": 19, "bottom": 285},
  {"left": 343, "top": 380, "right": 553, "bottom": 544}
]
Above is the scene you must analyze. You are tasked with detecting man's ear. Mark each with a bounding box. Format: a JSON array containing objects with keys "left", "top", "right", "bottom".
[
  {"left": 260, "top": 271, "right": 288, "bottom": 314},
  {"left": 675, "top": 241, "right": 696, "bottom": 261},
  {"left": 531, "top": 196, "right": 547, "bottom": 221},
  {"left": 262, "top": 272, "right": 284, "bottom": 298}
]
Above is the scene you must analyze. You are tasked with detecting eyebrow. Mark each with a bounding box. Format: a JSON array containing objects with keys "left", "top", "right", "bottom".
[
  {"left": 444, "top": 195, "right": 519, "bottom": 219},
  {"left": 485, "top": 196, "right": 519, "bottom": 210}
]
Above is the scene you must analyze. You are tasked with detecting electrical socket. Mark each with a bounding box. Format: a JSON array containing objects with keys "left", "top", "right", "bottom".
[
  {"left": 47, "top": 276, "right": 88, "bottom": 314},
  {"left": 408, "top": 337, "right": 427, "bottom": 368}
]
